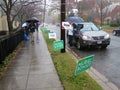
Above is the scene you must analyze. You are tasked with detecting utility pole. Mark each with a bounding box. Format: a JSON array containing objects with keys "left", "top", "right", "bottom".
[
  {"left": 43, "top": 0, "right": 46, "bottom": 27},
  {"left": 61, "top": 0, "right": 66, "bottom": 53},
  {"left": 100, "top": 0, "right": 103, "bottom": 27}
]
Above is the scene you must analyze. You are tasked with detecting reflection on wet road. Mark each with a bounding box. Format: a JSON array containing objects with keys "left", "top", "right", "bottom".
[{"left": 70, "top": 35, "right": 120, "bottom": 88}]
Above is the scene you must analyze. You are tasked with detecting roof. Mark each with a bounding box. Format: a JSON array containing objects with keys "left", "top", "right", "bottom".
[{"left": 103, "top": 2, "right": 120, "bottom": 13}]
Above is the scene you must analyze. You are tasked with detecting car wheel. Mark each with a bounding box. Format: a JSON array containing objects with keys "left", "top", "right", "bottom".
[
  {"left": 76, "top": 41, "right": 83, "bottom": 49},
  {"left": 112, "top": 30, "right": 117, "bottom": 36},
  {"left": 101, "top": 45, "right": 107, "bottom": 49}
]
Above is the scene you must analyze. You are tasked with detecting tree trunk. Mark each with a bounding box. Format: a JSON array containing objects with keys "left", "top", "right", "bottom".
[{"left": 7, "top": 14, "right": 13, "bottom": 34}]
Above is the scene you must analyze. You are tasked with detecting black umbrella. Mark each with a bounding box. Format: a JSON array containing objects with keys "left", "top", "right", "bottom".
[{"left": 26, "top": 19, "right": 39, "bottom": 23}]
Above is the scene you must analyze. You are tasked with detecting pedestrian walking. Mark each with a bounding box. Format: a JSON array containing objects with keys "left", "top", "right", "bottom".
[
  {"left": 22, "top": 22, "right": 29, "bottom": 35},
  {"left": 29, "top": 22, "right": 36, "bottom": 42},
  {"left": 22, "top": 22, "right": 30, "bottom": 41},
  {"left": 35, "top": 22, "right": 40, "bottom": 40},
  {"left": 35, "top": 22, "right": 40, "bottom": 32},
  {"left": 67, "top": 23, "right": 77, "bottom": 46},
  {"left": 67, "top": 26, "right": 74, "bottom": 46}
]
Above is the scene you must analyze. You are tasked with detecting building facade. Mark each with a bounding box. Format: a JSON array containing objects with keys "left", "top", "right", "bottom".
[{"left": 0, "top": 0, "right": 8, "bottom": 31}]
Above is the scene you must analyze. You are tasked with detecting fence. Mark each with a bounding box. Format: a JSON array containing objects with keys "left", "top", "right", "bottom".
[{"left": 0, "top": 30, "right": 24, "bottom": 64}]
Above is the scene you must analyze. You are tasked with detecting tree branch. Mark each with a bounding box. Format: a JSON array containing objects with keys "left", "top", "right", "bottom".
[{"left": 0, "top": 4, "right": 7, "bottom": 13}]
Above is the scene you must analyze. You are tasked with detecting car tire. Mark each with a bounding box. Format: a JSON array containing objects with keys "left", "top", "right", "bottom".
[
  {"left": 76, "top": 41, "right": 83, "bottom": 50},
  {"left": 101, "top": 45, "right": 107, "bottom": 49},
  {"left": 112, "top": 30, "right": 117, "bottom": 36}
]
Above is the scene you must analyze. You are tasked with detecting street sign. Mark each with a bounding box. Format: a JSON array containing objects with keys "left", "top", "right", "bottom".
[
  {"left": 75, "top": 55, "right": 94, "bottom": 75},
  {"left": 48, "top": 32, "right": 56, "bottom": 39},
  {"left": 53, "top": 40, "right": 64, "bottom": 51},
  {"left": 62, "top": 22, "right": 73, "bottom": 30}
]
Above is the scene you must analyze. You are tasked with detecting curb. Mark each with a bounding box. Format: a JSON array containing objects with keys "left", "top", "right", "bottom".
[
  {"left": 66, "top": 46, "right": 120, "bottom": 90},
  {"left": 87, "top": 67, "right": 119, "bottom": 90}
]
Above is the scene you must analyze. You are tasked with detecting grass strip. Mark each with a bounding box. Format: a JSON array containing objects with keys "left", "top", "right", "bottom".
[
  {"left": 100, "top": 25, "right": 119, "bottom": 32},
  {"left": 42, "top": 29, "right": 103, "bottom": 90}
]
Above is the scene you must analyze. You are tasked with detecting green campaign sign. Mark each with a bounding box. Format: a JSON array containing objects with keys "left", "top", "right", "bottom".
[
  {"left": 53, "top": 40, "right": 64, "bottom": 51},
  {"left": 75, "top": 55, "right": 94, "bottom": 75}
]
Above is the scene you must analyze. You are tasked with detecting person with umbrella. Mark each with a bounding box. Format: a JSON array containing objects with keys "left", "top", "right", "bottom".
[
  {"left": 26, "top": 18, "right": 39, "bottom": 42},
  {"left": 35, "top": 22, "right": 40, "bottom": 32},
  {"left": 22, "top": 22, "right": 30, "bottom": 36},
  {"left": 26, "top": 18, "right": 39, "bottom": 24},
  {"left": 29, "top": 21, "right": 36, "bottom": 42}
]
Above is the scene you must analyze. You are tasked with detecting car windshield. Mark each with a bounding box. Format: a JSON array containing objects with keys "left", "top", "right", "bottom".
[{"left": 78, "top": 23, "right": 100, "bottom": 31}]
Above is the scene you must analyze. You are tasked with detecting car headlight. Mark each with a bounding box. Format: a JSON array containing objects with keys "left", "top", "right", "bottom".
[
  {"left": 82, "top": 35, "right": 92, "bottom": 40},
  {"left": 104, "top": 34, "right": 110, "bottom": 39}
]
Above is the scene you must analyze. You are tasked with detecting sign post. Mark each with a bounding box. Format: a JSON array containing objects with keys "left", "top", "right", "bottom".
[
  {"left": 48, "top": 32, "right": 56, "bottom": 39},
  {"left": 61, "top": 0, "right": 66, "bottom": 53},
  {"left": 62, "top": 22, "right": 72, "bottom": 30},
  {"left": 75, "top": 55, "right": 94, "bottom": 75},
  {"left": 53, "top": 40, "right": 64, "bottom": 51}
]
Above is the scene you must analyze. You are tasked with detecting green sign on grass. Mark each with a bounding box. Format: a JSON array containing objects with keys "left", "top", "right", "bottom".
[
  {"left": 75, "top": 55, "right": 94, "bottom": 75},
  {"left": 53, "top": 40, "right": 64, "bottom": 51}
]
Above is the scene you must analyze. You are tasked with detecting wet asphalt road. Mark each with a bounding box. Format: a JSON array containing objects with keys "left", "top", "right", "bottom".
[
  {"left": 71, "top": 35, "right": 120, "bottom": 89},
  {"left": 47, "top": 24, "right": 120, "bottom": 89}
]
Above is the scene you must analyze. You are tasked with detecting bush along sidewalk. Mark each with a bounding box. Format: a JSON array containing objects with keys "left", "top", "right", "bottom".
[{"left": 41, "top": 27, "right": 103, "bottom": 90}]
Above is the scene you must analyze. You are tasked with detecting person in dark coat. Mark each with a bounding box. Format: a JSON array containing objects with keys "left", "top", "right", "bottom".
[{"left": 29, "top": 22, "right": 35, "bottom": 42}]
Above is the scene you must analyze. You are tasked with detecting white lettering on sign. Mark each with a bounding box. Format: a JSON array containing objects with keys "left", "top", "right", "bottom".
[
  {"left": 48, "top": 32, "right": 56, "bottom": 39},
  {"left": 64, "top": 23, "right": 70, "bottom": 26}
]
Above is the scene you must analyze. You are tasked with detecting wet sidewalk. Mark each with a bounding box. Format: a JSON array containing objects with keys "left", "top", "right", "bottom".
[{"left": 0, "top": 31, "right": 64, "bottom": 90}]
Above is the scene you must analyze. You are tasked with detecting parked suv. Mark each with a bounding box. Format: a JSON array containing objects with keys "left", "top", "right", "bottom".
[{"left": 71, "top": 22, "right": 111, "bottom": 49}]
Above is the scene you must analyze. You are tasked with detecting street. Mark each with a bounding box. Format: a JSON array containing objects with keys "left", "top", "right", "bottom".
[
  {"left": 72, "top": 35, "right": 120, "bottom": 89},
  {"left": 47, "top": 24, "right": 120, "bottom": 89}
]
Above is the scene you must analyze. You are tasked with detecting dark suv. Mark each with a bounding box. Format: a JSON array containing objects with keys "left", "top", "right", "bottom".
[{"left": 71, "top": 22, "right": 111, "bottom": 49}]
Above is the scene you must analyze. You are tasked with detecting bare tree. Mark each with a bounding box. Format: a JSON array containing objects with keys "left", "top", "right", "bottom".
[
  {"left": 49, "top": 0, "right": 60, "bottom": 14},
  {"left": 49, "top": 0, "right": 60, "bottom": 22},
  {"left": 96, "top": 0, "right": 111, "bottom": 25},
  {"left": 0, "top": 0, "right": 42, "bottom": 34},
  {"left": 0, "top": 0, "right": 18, "bottom": 34},
  {"left": 13, "top": 1, "right": 43, "bottom": 25},
  {"left": 76, "top": 0, "right": 112, "bottom": 24},
  {"left": 77, "top": 0, "right": 96, "bottom": 21}
]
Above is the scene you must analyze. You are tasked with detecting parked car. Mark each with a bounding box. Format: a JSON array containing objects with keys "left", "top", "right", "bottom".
[
  {"left": 71, "top": 22, "right": 111, "bottom": 49},
  {"left": 112, "top": 28, "right": 120, "bottom": 36}
]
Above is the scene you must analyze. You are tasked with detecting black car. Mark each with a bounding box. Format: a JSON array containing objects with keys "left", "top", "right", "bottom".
[
  {"left": 71, "top": 22, "right": 111, "bottom": 49},
  {"left": 112, "top": 28, "right": 120, "bottom": 36}
]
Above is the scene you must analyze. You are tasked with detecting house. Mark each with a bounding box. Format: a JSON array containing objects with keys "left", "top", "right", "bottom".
[
  {"left": 0, "top": 0, "right": 8, "bottom": 32},
  {"left": 103, "top": 2, "right": 120, "bottom": 21},
  {"left": 0, "top": 0, "right": 19, "bottom": 33},
  {"left": 0, "top": 10, "right": 2, "bottom": 31}
]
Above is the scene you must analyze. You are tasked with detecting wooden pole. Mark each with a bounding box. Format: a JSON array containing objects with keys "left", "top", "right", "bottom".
[{"left": 61, "top": 0, "right": 66, "bottom": 53}]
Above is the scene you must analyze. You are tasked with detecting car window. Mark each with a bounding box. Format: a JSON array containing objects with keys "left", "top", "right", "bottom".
[{"left": 78, "top": 23, "right": 99, "bottom": 31}]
